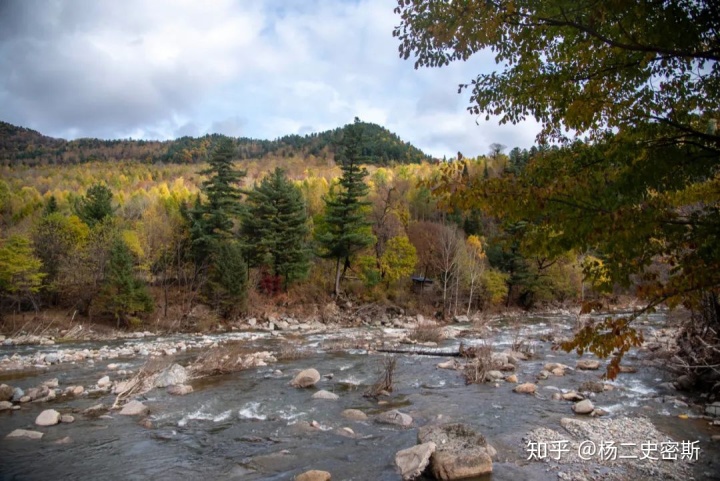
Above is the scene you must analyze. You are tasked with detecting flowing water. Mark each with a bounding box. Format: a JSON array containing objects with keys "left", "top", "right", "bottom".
[{"left": 1, "top": 314, "right": 718, "bottom": 481}]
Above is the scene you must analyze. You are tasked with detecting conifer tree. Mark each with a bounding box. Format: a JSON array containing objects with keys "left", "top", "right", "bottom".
[
  {"left": 242, "top": 167, "right": 310, "bottom": 290},
  {"left": 316, "top": 119, "right": 375, "bottom": 296},
  {"left": 74, "top": 184, "right": 114, "bottom": 227}
]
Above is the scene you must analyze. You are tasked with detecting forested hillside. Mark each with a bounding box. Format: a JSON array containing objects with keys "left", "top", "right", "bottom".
[{"left": 0, "top": 120, "right": 433, "bottom": 166}]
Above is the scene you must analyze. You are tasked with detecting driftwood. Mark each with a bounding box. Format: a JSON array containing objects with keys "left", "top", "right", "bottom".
[{"left": 375, "top": 342, "right": 479, "bottom": 358}]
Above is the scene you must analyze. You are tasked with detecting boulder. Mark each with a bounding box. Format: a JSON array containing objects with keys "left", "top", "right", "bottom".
[
  {"left": 97, "top": 376, "right": 111, "bottom": 388},
  {"left": 154, "top": 364, "right": 188, "bottom": 388},
  {"left": 487, "top": 370, "right": 504, "bottom": 381},
  {"left": 0, "top": 400, "right": 13, "bottom": 411},
  {"left": 572, "top": 399, "right": 595, "bottom": 414},
  {"left": 418, "top": 423, "right": 493, "bottom": 480},
  {"left": 437, "top": 359, "right": 460, "bottom": 370},
  {"left": 562, "top": 392, "right": 584, "bottom": 401},
  {"left": 0, "top": 384, "right": 13, "bottom": 402},
  {"left": 60, "top": 414, "right": 75, "bottom": 423},
  {"left": 453, "top": 315, "right": 470, "bottom": 323},
  {"left": 295, "top": 470, "right": 331, "bottom": 481},
  {"left": 6, "top": 429, "right": 43, "bottom": 440},
  {"left": 514, "top": 383, "right": 536, "bottom": 394},
  {"left": 167, "top": 384, "right": 193, "bottom": 396},
  {"left": 42, "top": 378, "right": 59, "bottom": 389},
  {"left": 311, "top": 390, "right": 339, "bottom": 401},
  {"left": 505, "top": 374, "right": 518, "bottom": 383},
  {"left": 45, "top": 353, "right": 60, "bottom": 364},
  {"left": 576, "top": 359, "right": 600, "bottom": 370},
  {"left": 35, "top": 409, "right": 61, "bottom": 426},
  {"left": 376, "top": 409, "right": 413, "bottom": 427},
  {"left": 341, "top": 409, "right": 368, "bottom": 421},
  {"left": 579, "top": 381, "right": 605, "bottom": 393},
  {"left": 119, "top": 400, "right": 149, "bottom": 416},
  {"left": 291, "top": 368, "right": 321, "bottom": 388},
  {"left": 395, "top": 442, "right": 436, "bottom": 480},
  {"left": 11, "top": 387, "right": 24, "bottom": 402}
]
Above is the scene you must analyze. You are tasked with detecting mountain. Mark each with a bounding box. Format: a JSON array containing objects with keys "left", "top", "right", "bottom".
[{"left": 0, "top": 120, "right": 434, "bottom": 167}]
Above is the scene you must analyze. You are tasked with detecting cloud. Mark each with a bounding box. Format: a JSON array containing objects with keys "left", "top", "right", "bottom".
[{"left": 0, "top": 0, "right": 539, "bottom": 157}]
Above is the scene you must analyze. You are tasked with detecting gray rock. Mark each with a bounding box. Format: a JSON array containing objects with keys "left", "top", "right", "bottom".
[
  {"left": 453, "top": 315, "right": 470, "bottom": 323},
  {"left": 573, "top": 399, "right": 595, "bottom": 414},
  {"left": 6, "top": 429, "right": 43, "bottom": 440},
  {"left": 42, "top": 378, "right": 59, "bottom": 389},
  {"left": 418, "top": 423, "right": 493, "bottom": 480},
  {"left": 83, "top": 403, "right": 108, "bottom": 417},
  {"left": 291, "top": 368, "right": 321, "bottom": 388},
  {"left": 119, "top": 400, "right": 149, "bottom": 416},
  {"left": 705, "top": 402, "right": 720, "bottom": 417},
  {"left": 155, "top": 364, "right": 188, "bottom": 388},
  {"left": 0, "top": 400, "right": 13, "bottom": 411},
  {"left": 35, "top": 409, "right": 61, "bottom": 426},
  {"left": 376, "top": 409, "right": 413, "bottom": 427},
  {"left": 311, "top": 389, "right": 339, "bottom": 400},
  {"left": 60, "top": 414, "right": 75, "bottom": 423},
  {"left": 97, "top": 376, "right": 111, "bottom": 388},
  {"left": 167, "top": 384, "right": 193, "bottom": 396},
  {"left": 341, "top": 409, "right": 368, "bottom": 421},
  {"left": 0, "top": 384, "right": 13, "bottom": 402},
  {"left": 576, "top": 359, "right": 600, "bottom": 370},
  {"left": 395, "top": 442, "right": 436, "bottom": 480},
  {"left": 45, "top": 353, "right": 60, "bottom": 364},
  {"left": 11, "top": 387, "right": 24, "bottom": 402}
]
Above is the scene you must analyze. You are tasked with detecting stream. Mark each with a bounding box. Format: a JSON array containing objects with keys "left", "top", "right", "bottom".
[{"left": 1, "top": 313, "right": 718, "bottom": 481}]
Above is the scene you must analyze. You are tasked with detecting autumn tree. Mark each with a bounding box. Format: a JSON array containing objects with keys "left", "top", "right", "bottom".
[
  {"left": 0, "top": 235, "right": 45, "bottom": 314},
  {"left": 394, "top": 0, "right": 720, "bottom": 377},
  {"left": 316, "top": 119, "right": 375, "bottom": 296},
  {"left": 380, "top": 235, "right": 418, "bottom": 285},
  {"left": 241, "top": 167, "right": 310, "bottom": 290}
]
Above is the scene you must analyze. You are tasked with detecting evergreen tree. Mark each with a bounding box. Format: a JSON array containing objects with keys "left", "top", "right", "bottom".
[
  {"left": 206, "top": 240, "right": 247, "bottom": 317},
  {"left": 316, "top": 119, "right": 375, "bottom": 296},
  {"left": 74, "top": 184, "right": 114, "bottom": 227},
  {"left": 242, "top": 167, "right": 310, "bottom": 290},
  {"left": 95, "top": 237, "right": 153, "bottom": 328}
]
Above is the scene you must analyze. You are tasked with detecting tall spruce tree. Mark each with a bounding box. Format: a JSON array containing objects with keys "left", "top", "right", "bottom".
[
  {"left": 316, "top": 119, "right": 375, "bottom": 296},
  {"left": 74, "top": 184, "right": 114, "bottom": 227},
  {"left": 242, "top": 167, "right": 310, "bottom": 290}
]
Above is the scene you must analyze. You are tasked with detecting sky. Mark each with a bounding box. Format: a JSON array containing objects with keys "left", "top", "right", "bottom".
[{"left": 0, "top": 0, "right": 540, "bottom": 159}]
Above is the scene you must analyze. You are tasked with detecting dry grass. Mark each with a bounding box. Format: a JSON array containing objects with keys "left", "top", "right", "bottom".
[
  {"left": 364, "top": 355, "right": 397, "bottom": 397},
  {"left": 408, "top": 322, "right": 444, "bottom": 343},
  {"left": 275, "top": 341, "right": 311, "bottom": 361},
  {"left": 461, "top": 340, "right": 495, "bottom": 384},
  {"left": 112, "top": 357, "right": 172, "bottom": 408},
  {"left": 189, "top": 341, "right": 254, "bottom": 376}
]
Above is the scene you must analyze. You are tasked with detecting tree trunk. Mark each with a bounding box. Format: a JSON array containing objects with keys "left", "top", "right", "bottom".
[{"left": 334, "top": 258, "right": 342, "bottom": 297}]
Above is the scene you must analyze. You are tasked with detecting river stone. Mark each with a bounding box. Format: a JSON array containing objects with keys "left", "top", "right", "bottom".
[
  {"left": 580, "top": 381, "right": 605, "bottom": 393},
  {"left": 0, "top": 384, "right": 13, "bottom": 401},
  {"left": 97, "top": 376, "right": 111, "bottom": 388},
  {"left": 312, "top": 390, "right": 339, "bottom": 400},
  {"left": 42, "top": 378, "right": 59, "bottom": 389},
  {"left": 11, "top": 387, "right": 24, "bottom": 402},
  {"left": 119, "top": 400, "right": 149, "bottom": 416},
  {"left": 417, "top": 423, "right": 493, "bottom": 480},
  {"left": 60, "top": 414, "right": 75, "bottom": 423},
  {"left": 291, "top": 368, "right": 321, "bottom": 388},
  {"left": 295, "top": 470, "right": 331, "bottom": 481},
  {"left": 0, "top": 401, "right": 13, "bottom": 411},
  {"left": 437, "top": 359, "right": 460, "bottom": 370},
  {"left": 505, "top": 374, "right": 518, "bottom": 383},
  {"left": 341, "top": 409, "right": 368, "bottom": 421},
  {"left": 705, "top": 402, "right": 720, "bottom": 417},
  {"left": 573, "top": 399, "right": 595, "bottom": 414},
  {"left": 376, "top": 409, "right": 413, "bottom": 427},
  {"left": 487, "top": 370, "right": 504, "bottom": 380},
  {"left": 155, "top": 364, "right": 188, "bottom": 388},
  {"left": 6, "top": 429, "right": 44, "bottom": 440},
  {"left": 562, "top": 391, "right": 584, "bottom": 401},
  {"left": 45, "top": 353, "right": 60, "bottom": 364},
  {"left": 576, "top": 359, "right": 600, "bottom": 370},
  {"left": 395, "top": 442, "right": 436, "bottom": 480},
  {"left": 167, "top": 384, "right": 193, "bottom": 396},
  {"left": 35, "top": 409, "right": 61, "bottom": 426},
  {"left": 514, "top": 383, "right": 536, "bottom": 394},
  {"left": 83, "top": 403, "right": 108, "bottom": 417}
]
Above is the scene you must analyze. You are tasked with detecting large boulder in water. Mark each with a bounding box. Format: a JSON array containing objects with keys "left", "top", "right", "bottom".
[
  {"left": 417, "top": 423, "right": 493, "bottom": 480},
  {"left": 154, "top": 364, "right": 188, "bottom": 388},
  {"left": 291, "top": 368, "right": 320, "bottom": 388},
  {"left": 376, "top": 409, "right": 413, "bottom": 427},
  {"left": 35, "top": 409, "right": 61, "bottom": 426},
  {"left": 395, "top": 442, "right": 436, "bottom": 480}
]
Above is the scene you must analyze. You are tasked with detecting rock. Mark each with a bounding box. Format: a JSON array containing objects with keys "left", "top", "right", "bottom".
[
  {"left": 341, "top": 409, "right": 368, "bottom": 421},
  {"left": 119, "top": 400, "right": 149, "bottom": 416},
  {"left": 113, "top": 379, "right": 138, "bottom": 395},
  {"left": 312, "top": 390, "right": 339, "bottom": 400},
  {"left": 0, "top": 384, "right": 13, "bottom": 401},
  {"left": 591, "top": 408, "right": 608, "bottom": 417},
  {"left": 0, "top": 400, "right": 12, "bottom": 410},
  {"left": 154, "top": 364, "right": 188, "bottom": 388},
  {"left": 45, "top": 353, "right": 60, "bottom": 364},
  {"left": 11, "top": 387, "right": 24, "bottom": 402},
  {"left": 6, "top": 429, "right": 44, "bottom": 440},
  {"left": 167, "top": 384, "right": 193, "bottom": 396},
  {"left": 69, "top": 385, "right": 85, "bottom": 396},
  {"left": 675, "top": 374, "right": 695, "bottom": 391},
  {"left": 97, "top": 376, "right": 111, "bottom": 388},
  {"left": 618, "top": 365, "right": 637, "bottom": 373},
  {"left": 711, "top": 435, "right": 720, "bottom": 442},
  {"left": 42, "top": 378, "right": 59, "bottom": 389},
  {"left": 35, "top": 409, "right": 61, "bottom": 426},
  {"left": 453, "top": 315, "right": 470, "bottom": 323},
  {"left": 295, "top": 470, "right": 331, "bottom": 481},
  {"left": 60, "top": 414, "right": 75, "bottom": 423},
  {"left": 291, "top": 368, "right": 321, "bottom": 388},
  {"left": 536, "top": 370, "right": 551, "bottom": 380},
  {"left": 705, "top": 402, "right": 720, "bottom": 417},
  {"left": 579, "top": 381, "right": 605, "bottom": 393},
  {"left": 576, "top": 359, "right": 600, "bottom": 370},
  {"left": 83, "top": 403, "right": 108, "bottom": 417},
  {"left": 376, "top": 409, "right": 413, "bottom": 427},
  {"left": 437, "top": 359, "right": 460, "bottom": 370},
  {"left": 551, "top": 367, "right": 565, "bottom": 376},
  {"left": 552, "top": 393, "right": 562, "bottom": 401},
  {"left": 107, "top": 363, "right": 119, "bottom": 370},
  {"left": 505, "top": 374, "right": 518, "bottom": 383},
  {"left": 19, "top": 395, "right": 31, "bottom": 403},
  {"left": 514, "top": 383, "right": 536, "bottom": 394},
  {"left": 573, "top": 399, "right": 595, "bottom": 414},
  {"left": 562, "top": 391, "right": 584, "bottom": 401},
  {"left": 418, "top": 423, "right": 493, "bottom": 480},
  {"left": 395, "top": 442, "right": 436, "bottom": 481},
  {"left": 487, "top": 370, "right": 504, "bottom": 380}
]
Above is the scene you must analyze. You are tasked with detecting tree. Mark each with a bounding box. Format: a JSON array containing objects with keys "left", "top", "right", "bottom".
[
  {"left": 394, "top": 0, "right": 720, "bottom": 377},
  {"left": 380, "top": 235, "right": 418, "bottom": 285},
  {"left": 241, "top": 167, "right": 310, "bottom": 290},
  {"left": 462, "top": 235, "right": 486, "bottom": 316},
  {"left": 0, "top": 235, "right": 45, "bottom": 313},
  {"left": 32, "top": 213, "right": 89, "bottom": 294},
  {"left": 316, "top": 119, "right": 376, "bottom": 296},
  {"left": 205, "top": 240, "right": 247, "bottom": 318},
  {"left": 74, "top": 183, "right": 114, "bottom": 227},
  {"left": 95, "top": 237, "right": 154, "bottom": 328}
]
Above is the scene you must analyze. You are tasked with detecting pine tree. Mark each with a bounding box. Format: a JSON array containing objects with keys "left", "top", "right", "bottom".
[
  {"left": 242, "top": 167, "right": 310, "bottom": 290},
  {"left": 95, "top": 237, "right": 153, "bottom": 328},
  {"left": 316, "top": 119, "right": 375, "bottom": 296},
  {"left": 74, "top": 184, "right": 114, "bottom": 227},
  {"left": 206, "top": 240, "right": 247, "bottom": 317}
]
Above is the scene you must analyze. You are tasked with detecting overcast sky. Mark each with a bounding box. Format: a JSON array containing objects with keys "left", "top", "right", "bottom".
[{"left": 0, "top": 0, "right": 540, "bottom": 158}]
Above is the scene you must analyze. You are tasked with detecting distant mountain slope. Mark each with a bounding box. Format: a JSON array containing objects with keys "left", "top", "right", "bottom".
[{"left": 0, "top": 120, "right": 434, "bottom": 166}]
